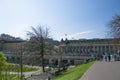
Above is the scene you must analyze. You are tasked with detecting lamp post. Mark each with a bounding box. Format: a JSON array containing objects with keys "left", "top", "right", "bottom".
[
  {"left": 20, "top": 44, "right": 24, "bottom": 80},
  {"left": 58, "top": 38, "right": 64, "bottom": 71},
  {"left": 64, "top": 38, "right": 70, "bottom": 66},
  {"left": 20, "top": 51, "right": 23, "bottom": 80}
]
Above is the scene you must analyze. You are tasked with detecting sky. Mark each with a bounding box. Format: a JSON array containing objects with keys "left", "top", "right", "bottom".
[{"left": 0, "top": 0, "right": 120, "bottom": 40}]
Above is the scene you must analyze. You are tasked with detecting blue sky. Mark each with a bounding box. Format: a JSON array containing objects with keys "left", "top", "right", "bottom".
[{"left": 0, "top": 0, "right": 120, "bottom": 40}]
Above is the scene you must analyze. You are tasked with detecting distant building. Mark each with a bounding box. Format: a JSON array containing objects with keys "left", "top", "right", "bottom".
[
  {"left": 1, "top": 38, "right": 60, "bottom": 65},
  {"left": 58, "top": 38, "right": 120, "bottom": 64},
  {"left": 2, "top": 41, "right": 25, "bottom": 63},
  {"left": 1, "top": 38, "right": 120, "bottom": 65},
  {"left": 60, "top": 38, "right": 120, "bottom": 55}
]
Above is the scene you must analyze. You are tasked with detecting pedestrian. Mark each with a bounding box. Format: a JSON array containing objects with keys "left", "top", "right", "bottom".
[
  {"left": 114, "top": 54, "right": 117, "bottom": 61},
  {"left": 108, "top": 55, "right": 111, "bottom": 62},
  {"left": 105, "top": 55, "right": 107, "bottom": 61}
]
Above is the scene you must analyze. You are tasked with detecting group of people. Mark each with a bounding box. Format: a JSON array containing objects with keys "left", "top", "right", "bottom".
[
  {"left": 104, "top": 54, "right": 112, "bottom": 61},
  {"left": 103, "top": 53, "right": 120, "bottom": 62}
]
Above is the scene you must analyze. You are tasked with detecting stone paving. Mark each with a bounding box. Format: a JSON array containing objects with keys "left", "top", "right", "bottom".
[{"left": 79, "top": 61, "right": 120, "bottom": 80}]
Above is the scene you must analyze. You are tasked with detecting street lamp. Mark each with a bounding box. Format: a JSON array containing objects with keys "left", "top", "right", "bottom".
[{"left": 20, "top": 44, "right": 24, "bottom": 80}]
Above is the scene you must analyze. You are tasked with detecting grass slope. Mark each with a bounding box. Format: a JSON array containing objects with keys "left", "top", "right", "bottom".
[
  {"left": 8, "top": 64, "right": 39, "bottom": 72},
  {"left": 0, "top": 74, "right": 21, "bottom": 80},
  {"left": 52, "top": 61, "right": 94, "bottom": 80}
]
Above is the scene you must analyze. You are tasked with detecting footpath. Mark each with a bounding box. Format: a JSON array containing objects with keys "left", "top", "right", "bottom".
[
  {"left": 79, "top": 61, "right": 120, "bottom": 80},
  {"left": 9, "top": 66, "right": 42, "bottom": 78}
]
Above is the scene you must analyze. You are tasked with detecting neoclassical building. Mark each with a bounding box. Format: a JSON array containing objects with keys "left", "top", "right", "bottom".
[
  {"left": 1, "top": 38, "right": 120, "bottom": 65},
  {"left": 58, "top": 38, "right": 120, "bottom": 64},
  {"left": 60, "top": 38, "right": 120, "bottom": 55}
]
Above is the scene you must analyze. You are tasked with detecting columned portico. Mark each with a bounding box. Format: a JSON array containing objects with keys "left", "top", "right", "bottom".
[{"left": 59, "top": 38, "right": 120, "bottom": 64}]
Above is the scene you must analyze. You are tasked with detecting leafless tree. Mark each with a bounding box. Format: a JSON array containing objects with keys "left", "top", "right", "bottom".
[
  {"left": 108, "top": 15, "right": 120, "bottom": 51},
  {"left": 108, "top": 15, "right": 120, "bottom": 38},
  {"left": 27, "top": 25, "right": 50, "bottom": 72}
]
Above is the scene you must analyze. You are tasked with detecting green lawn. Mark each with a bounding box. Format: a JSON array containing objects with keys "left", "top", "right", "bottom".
[
  {"left": 5, "top": 74, "right": 20, "bottom": 80},
  {"left": 0, "top": 73, "right": 21, "bottom": 80},
  {"left": 52, "top": 61, "right": 94, "bottom": 80},
  {"left": 7, "top": 64, "right": 39, "bottom": 72},
  {"left": 0, "top": 64, "right": 39, "bottom": 80}
]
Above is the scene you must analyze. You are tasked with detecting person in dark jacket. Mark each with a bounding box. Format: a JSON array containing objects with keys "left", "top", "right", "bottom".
[{"left": 108, "top": 55, "right": 111, "bottom": 61}]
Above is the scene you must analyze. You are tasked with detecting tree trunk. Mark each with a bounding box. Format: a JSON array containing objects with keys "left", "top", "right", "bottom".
[
  {"left": 42, "top": 57, "right": 45, "bottom": 72},
  {"left": 41, "top": 40, "right": 45, "bottom": 72}
]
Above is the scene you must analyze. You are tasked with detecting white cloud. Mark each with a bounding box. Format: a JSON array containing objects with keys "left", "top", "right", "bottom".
[{"left": 61, "top": 30, "right": 93, "bottom": 40}]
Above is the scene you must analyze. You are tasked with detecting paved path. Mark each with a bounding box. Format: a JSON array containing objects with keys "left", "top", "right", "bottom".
[
  {"left": 9, "top": 66, "right": 42, "bottom": 78},
  {"left": 79, "top": 61, "right": 120, "bottom": 80},
  {"left": 9, "top": 69, "right": 42, "bottom": 78}
]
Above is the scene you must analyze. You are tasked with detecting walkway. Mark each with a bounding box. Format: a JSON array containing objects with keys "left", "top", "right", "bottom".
[
  {"left": 79, "top": 61, "right": 120, "bottom": 80},
  {"left": 9, "top": 69, "right": 42, "bottom": 78},
  {"left": 9, "top": 66, "right": 42, "bottom": 78}
]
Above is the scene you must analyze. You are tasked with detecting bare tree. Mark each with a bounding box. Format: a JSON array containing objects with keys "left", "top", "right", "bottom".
[
  {"left": 108, "top": 15, "right": 120, "bottom": 51},
  {"left": 27, "top": 25, "right": 50, "bottom": 72},
  {"left": 108, "top": 15, "right": 120, "bottom": 38}
]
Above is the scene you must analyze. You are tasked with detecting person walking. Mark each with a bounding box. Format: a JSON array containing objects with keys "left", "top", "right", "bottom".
[
  {"left": 108, "top": 55, "right": 111, "bottom": 62},
  {"left": 104, "top": 55, "right": 107, "bottom": 61}
]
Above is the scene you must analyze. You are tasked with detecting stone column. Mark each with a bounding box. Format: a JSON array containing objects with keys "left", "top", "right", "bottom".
[
  {"left": 58, "top": 59, "right": 61, "bottom": 66},
  {"left": 68, "top": 59, "right": 70, "bottom": 65},
  {"left": 49, "top": 59, "right": 52, "bottom": 65}
]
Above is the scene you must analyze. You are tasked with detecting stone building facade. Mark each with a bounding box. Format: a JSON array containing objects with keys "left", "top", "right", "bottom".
[
  {"left": 59, "top": 38, "right": 120, "bottom": 64},
  {"left": 2, "top": 42, "right": 25, "bottom": 64},
  {"left": 1, "top": 38, "right": 120, "bottom": 66}
]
